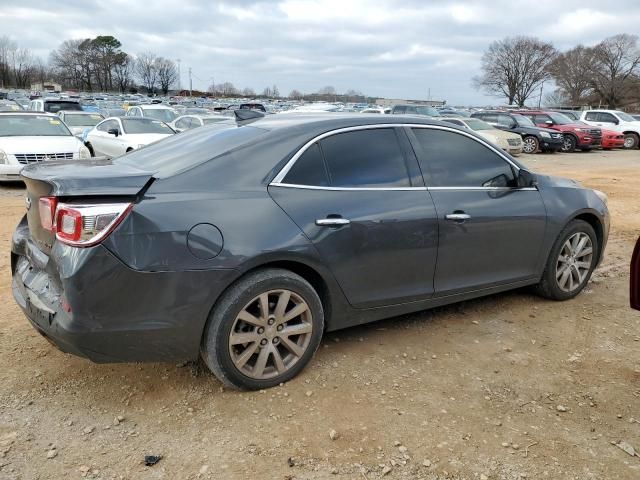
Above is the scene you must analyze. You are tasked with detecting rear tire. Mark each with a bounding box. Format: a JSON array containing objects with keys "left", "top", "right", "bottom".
[
  {"left": 536, "top": 220, "right": 598, "bottom": 301},
  {"left": 201, "top": 268, "right": 324, "bottom": 390},
  {"left": 623, "top": 133, "right": 639, "bottom": 149}
]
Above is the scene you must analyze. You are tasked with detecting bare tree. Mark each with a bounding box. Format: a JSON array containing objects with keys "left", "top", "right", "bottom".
[
  {"left": 474, "top": 36, "right": 557, "bottom": 106},
  {"left": 588, "top": 34, "right": 640, "bottom": 108},
  {"left": 262, "top": 86, "right": 272, "bottom": 97},
  {"left": 135, "top": 52, "right": 158, "bottom": 93},
  {"left": 272, "top": 84, "right": 279, "bottom": 98},
  {"left": 288, "top": 89, "right": 303, "bottom": 100},
  {"left": 219, "top": 82, "right": 237, "bottom": 96},
  {"left": 548, "top": 46, "right": 595, "bottom": 105},
  {"left": 113, "top": 53, "right": 133, "bottom": 93},
  {"left": 317, "top": 85, "right": 336, "bottom": 95},
  {"left": 0, "top": 36, "right": 16, "bottom": 88},
  {"left": 155, "top": 57, "right": 178, "bottom": 95},
  {"left": 544, "top": 89, "right": 570, "bottom": 107},
  {"left": 11, "top": 47, "right": 35, "bottom": 88},
  {"left": 242, "top": 87, "right": 255, "bottom": 97}
]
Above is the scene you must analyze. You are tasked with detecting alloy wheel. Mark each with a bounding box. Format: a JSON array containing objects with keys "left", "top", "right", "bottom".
[
  {"left": 228, "top": 289, "right": 313, "bottom": 380},
  {"left": 562, "top": 136, "right": 575, "bottom": 152},
  {"left": 623, "top": 135, "right": 636, "bottom": 149},
  {"left": 555, "top": 232, "right": 593, "bottom": 293},
  {"left": 523, "top": 137, "right": 538, "bottom": 154}
]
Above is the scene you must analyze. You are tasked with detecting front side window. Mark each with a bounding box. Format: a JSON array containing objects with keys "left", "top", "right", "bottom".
[
  {"left": 412, "top": 128, "right": 515, "bottom": 188},
  {"left": 598, "top": 112, "right": 617, "bottom": 123},
  {"left": 615, "top": 111, "right": 635, "bottom": 122},
  {"left": 513, "top": 114, "right": 535, "bottom": 127},
  {"left": 97, "top": 119, "right": 119, "bottom": 132},
  {"left": 496, "top": 114, "right": 516, "bottom": 128},
  {"left": 320, "top": 129, "right": 412, "bottom": 188}
]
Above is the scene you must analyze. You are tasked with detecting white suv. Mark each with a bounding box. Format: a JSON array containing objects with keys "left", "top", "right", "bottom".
[{"left": 579, "top": 110, "right": 640, "bottom": 149}]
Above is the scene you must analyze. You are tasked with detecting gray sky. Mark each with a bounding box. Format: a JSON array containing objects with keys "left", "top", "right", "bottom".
[{"left": 1, "top": 0, "right": 638, "bottom": 104}]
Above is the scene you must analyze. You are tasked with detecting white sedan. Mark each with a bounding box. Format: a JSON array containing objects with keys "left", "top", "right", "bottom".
[
  {"left": 58, "top": 111, "right": 104, "bottom": 136},
  {"left": 85, "top": 117, "right": 175, "bottom": 158},
  {"left": 0, "top": 112, "right": 91, "bottom": 181}
]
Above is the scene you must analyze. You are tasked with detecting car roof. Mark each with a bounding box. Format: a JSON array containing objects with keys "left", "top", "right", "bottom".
[{"left": 0, "top": 111, "right": 57, "bottom": 116}]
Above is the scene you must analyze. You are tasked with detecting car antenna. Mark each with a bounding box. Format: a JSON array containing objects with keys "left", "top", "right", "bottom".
[{"left": 234, "top": 109, "right": 265, "bottom": 123}]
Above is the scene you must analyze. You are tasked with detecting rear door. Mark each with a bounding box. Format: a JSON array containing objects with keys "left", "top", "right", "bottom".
[
  {"left": 408, "top": 126, "right": 547, "bottom": 295},
  {"left": 269, "top": 126, "right": 439, "bottom": 308}
]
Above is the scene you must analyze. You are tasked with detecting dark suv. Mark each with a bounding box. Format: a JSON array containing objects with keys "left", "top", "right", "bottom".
[
  {"left": 471, "top": 111, "right": 563, "bottom": 154},
  {"left": 518, "top": 110, "right": 601, "bottom": 152}
]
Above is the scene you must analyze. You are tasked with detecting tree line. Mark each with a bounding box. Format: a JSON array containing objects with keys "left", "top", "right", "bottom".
[{"left": 474, "top": 33, "right": 640, "bottom": 108}]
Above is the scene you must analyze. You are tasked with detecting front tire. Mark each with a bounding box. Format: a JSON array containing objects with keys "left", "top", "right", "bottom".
[
  {"left": 522, "top": 136, "right": 539, "bottom": 154},
  {"left": 201, "top": 268, "right": 324, "bottom": 390},
  {"left": 561, "top": 134, "right": 576, "bottom": 152},
  {"left": 623, "top": 133, "right": 639, "bottom": 149},
  {"left": 536, "top": 220, "right": 598, "bottom": 301}
]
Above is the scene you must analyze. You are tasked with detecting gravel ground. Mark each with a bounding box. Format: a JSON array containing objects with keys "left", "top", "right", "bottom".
[{"left": 0, "top": 149, "right": 639, "bottom": 480}]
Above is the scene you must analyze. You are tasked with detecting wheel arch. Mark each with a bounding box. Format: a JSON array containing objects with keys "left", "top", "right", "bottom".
[{"left": 570, "top": 211, "right": 605, "bottom": 263}]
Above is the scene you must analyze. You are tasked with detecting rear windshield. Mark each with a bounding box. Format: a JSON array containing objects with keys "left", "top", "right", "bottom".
[
  {"left": 121, "top": 118, "right": 174, "bottom": 134},
  {"left": 64, "top": 113, "right": 104, "bottom": 126},
  {"left": 45, "top": 101, "right": 83, "bottom": 113},
  {"left": 114, "top": 124, "right": 268, "bottom": 178},
  {"left": 0, "top": 115, "right": 71, "bottom": 136}
]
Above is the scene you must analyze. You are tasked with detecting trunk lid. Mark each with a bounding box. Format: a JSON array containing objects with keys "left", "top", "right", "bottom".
[{"left": 21, "top": 158, "right": 153, "bottom": 254}]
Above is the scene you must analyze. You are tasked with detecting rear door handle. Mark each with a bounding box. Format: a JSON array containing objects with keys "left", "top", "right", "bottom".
[
  {"left": 316, "top": 218, "right": 350, "bottom": 227},
  {"left": 445, "top": 213, "right": 471, "bottom": 222}
]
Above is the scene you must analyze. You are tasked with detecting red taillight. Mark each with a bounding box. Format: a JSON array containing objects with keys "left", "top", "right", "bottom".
[
  {"left": 39, "top": 196, "right": 58, "bottom": 232},
  {"left": 40, "top": 201, "right": 133, "bottom": 248},
  {"left": 55, "top": 206, "right": 83, "bottom": 242}
]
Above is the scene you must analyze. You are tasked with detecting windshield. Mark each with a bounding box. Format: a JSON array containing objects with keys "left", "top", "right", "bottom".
[
  {"left": 64, "top": 113, "right": 104, "bottom": 126},
  {"left": 513, "top": 114, "right": 535, "bottom": 127},
  {"left": 121, "top": 118, "right": 175, "bottom": 135},
  {"left": 0, "top": 115, "right": 71, "bottom": 137},
  {"left": 415, "top": 106, "right": 440, "bottom": 116},
  {"left": 615, "top": 111, "right": 636, "bottom": 122},
  {"left": 114, "top": 124, "right": 267, "bottom": 178},
  {"left": 0, "top": 101, "right": 23, "bottom": 112},
  {"left": 464, "top": 118, "right": 493, "bottom": 131},
  {"left": 548, "top": 113, "right": 574, "bottom": 125},
  {"left": 143, "top": 108, "right": 177, "bottom": 122}
]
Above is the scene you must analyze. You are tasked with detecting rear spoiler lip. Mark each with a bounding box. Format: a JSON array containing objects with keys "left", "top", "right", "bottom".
[{"left": 20, "top": 158, "right": 155, "bottom": 197}]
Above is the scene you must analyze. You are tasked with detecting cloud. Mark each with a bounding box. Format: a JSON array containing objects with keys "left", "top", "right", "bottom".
[{"left": 1, "top": 0, "right": 639, "bottom": 104}]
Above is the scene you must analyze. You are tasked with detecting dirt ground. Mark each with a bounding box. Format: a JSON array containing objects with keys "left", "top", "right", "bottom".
[{"left": 0, "top": 149, "right": 639, "bottom": 480}]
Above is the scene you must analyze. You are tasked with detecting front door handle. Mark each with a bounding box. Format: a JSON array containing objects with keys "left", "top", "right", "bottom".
[
  {"left": 445, "top": 213, "right": 471, "bottom": 222},
  {"left": 316, "top": 218, "right": 350, "bottom": 227}
]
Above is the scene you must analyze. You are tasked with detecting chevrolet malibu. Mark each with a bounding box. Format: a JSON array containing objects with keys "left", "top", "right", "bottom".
[{"left": 12, "top": 114, "right": 610, "bottom": 390}]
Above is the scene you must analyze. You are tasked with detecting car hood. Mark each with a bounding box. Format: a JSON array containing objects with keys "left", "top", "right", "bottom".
[
  {"left": 477, "top": 129, "right": 521, "bottom": 143},
  {"left": 0, "top": 135, "right": 82, "bottom": 153},
  {"left": 536, "top": 174, "right": 582, "bottom": 189}
]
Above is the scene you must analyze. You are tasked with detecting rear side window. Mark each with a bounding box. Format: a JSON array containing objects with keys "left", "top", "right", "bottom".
[
  {"left": 283, "top": 143, "right": 329, "bottom": 186},
  {"left": 412, "top": 128, "right": 515, "bottom": 188},
  {"left": 320, "top": 129, "right": 412, "bottom": 188},
  {"left": 585, "top": 112, "right": 598, "bottom": 121}
]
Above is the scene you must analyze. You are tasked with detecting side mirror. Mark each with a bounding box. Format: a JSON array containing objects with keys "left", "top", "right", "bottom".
[
  {"left": 509, "top": 122, "right": 517, "bottom": 129},
  {"left": 107, "top": 128, "right": 120, "bottom": 137},
  {"left": 517, "top": 169, "right": 537, "bottom": 188}
]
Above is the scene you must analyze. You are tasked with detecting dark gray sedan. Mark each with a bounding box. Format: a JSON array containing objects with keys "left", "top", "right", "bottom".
[{"left": 11, "top": 114, "right": 609, "bottom": 390}]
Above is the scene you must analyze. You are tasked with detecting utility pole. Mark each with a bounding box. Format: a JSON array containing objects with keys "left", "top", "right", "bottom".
[{"left": 188, "top": 67, "right": 192, "bottom": 97}]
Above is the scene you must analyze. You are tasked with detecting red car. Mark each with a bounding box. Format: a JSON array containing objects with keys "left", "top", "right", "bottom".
[
  {"left": 601, "top": 128, "right": 625, "bottom": 150},
  {"left": 519, "top": 110, "right": 602, "bottom": 152},
  {"left": 632, "top": 237, "right": 640, "bottom": 310}
]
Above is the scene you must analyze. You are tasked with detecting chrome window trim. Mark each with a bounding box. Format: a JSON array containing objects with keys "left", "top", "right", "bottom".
[
  {"left": 270, "top": 123, "right": 522, "bottom": 189},
  {"left": 270, "top": 183, "right": 537, "bottom": 192}
]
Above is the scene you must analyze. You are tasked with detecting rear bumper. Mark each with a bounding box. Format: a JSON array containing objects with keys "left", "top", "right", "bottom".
[{"left": 11, "top": 219, "right": 237, "bottom": 363}]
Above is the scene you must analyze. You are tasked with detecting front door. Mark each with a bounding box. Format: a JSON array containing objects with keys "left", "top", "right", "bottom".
[
  {"left": 408, "top": 126, "right": 547, "bottom": 295},
  {"left": 270, "top": 127, "right": 439, "bottom": 308}
]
